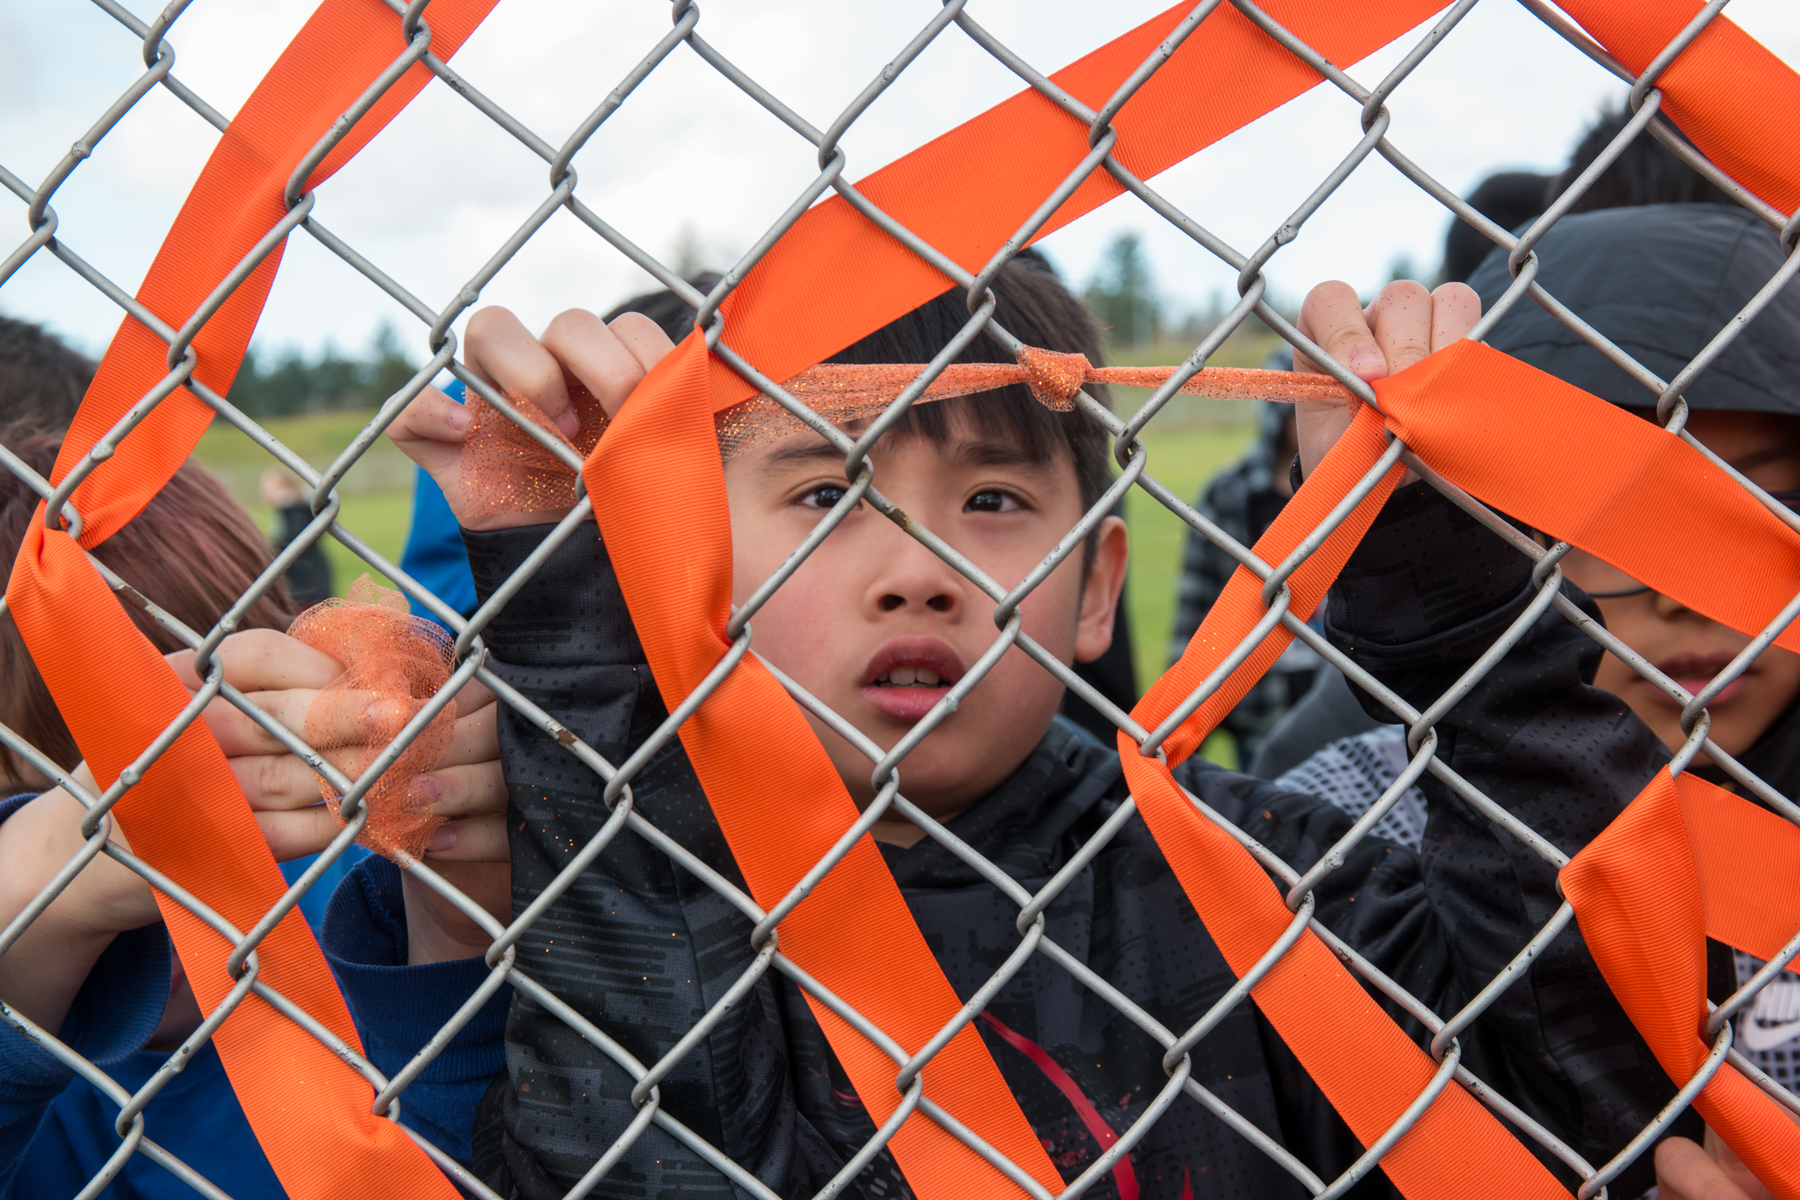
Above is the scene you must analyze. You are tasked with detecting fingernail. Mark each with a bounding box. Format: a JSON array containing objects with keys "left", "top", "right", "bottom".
[
  {"left": 364, "top": 697, "right": 406, "bottom": 726},
  {"left": 554, "top": 411, "right": 580, "bottom": 439},
  {"left": 1349, "top": 352, "right": 1384, "bottom": 378},
  {"left": 429, "top": 825, "right": 457, "bottom": 852},
  {"left": 406, "top": 776, "right": 443, "bottom": 808},
  {"left": 447, "top": 405, "right": 470, "bottom": 431}
]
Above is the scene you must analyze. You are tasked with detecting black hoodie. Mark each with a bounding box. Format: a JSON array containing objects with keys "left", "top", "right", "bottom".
[{"left": 442, "top": 482, "right": 1689, "bottom": 1200}]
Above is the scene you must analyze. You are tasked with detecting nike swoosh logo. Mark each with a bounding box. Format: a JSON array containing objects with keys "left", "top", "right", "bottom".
[
  {"left": 1740, "top": 1014, "right": 1800, "bottom": 1053},
  {"left": 1738, "top": 978, "right": 1800, "bottom": 1052}
]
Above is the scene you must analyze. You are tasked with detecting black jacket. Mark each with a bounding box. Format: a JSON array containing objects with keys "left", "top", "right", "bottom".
[{"left": 456, "top": 482, "right": 1686, "bottom": 1199}]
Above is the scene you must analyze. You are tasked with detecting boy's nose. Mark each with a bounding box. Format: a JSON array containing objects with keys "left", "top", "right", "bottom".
[
  {"left": 865, "top": 525, "right": 964, "bottom": 619},
  {"left": 1650, "top": 589, "right": 1702, "bottom": 621},
  {"left": 878, "top": 590, "right": 953, "bottom": 613}
]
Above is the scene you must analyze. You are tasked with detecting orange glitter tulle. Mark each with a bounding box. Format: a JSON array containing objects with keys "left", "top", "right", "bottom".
[
  {"left": 462, "top": 382, "right": 609, "bottom": 519},
  {"left": 288, "top": 577, "right": 457, "bottom": 863},
  {"left": 458, "top": 346, "right": 1352, "bottom": 522}
]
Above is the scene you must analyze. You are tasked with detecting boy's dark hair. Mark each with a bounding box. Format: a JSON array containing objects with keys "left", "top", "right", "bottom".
[
  {"left": 0, "top": 318, "right": 95, "bottom": 436},
  {"left": 1442, "top": 171, "right": 1550, "bottom": 284},
  {"left": 606, "top": 252, "right": 1113, "bottom": 522},
  {"left": 0, "top": 432, "right": 296, "bottom": 780},
  {"left": 828, "top": 255, "right": 1114, "bottom": 528},
  {"left": 1444, "top": 105, "right": 1735, "bottom": 287},
  {"left": 606, "top": 272, "right": 722, "bottom": 340},
  {"left": 1547, "top": 103, "right": 1733, "bottom": 214}
]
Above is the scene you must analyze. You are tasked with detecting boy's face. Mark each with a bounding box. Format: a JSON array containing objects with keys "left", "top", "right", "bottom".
[
  {"left": 1575, "top": 409, "right": 1800, "bottom": 759},
  {"left": 724, "top": 410, "right": 1127, "bottom": 842}
]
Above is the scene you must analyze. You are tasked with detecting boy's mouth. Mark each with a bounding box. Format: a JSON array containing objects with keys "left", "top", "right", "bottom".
[
  {"left": 1647, "top": 653, "right": 1754, "bottom": 707},
  {"left": 860, "top": 637, "right": 965, "bottom": 724},
  {"left": 871, "top": 666, "right": 945, "bottom": 687}
]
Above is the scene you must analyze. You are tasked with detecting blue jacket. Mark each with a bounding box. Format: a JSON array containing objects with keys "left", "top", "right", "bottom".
[
  {"left": 0, "top": 377, "right": 488, "bottom": 1197},
  {"left": 400, "top": 379, "right": 476, "bottom": 629},
  {"left": 0, "top": 795, "right": 507, "bottom": 1200}
]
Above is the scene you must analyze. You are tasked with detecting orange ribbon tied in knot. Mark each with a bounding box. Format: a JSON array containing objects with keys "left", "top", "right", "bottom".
[
  {"left": 1013, "top": 346, "right": 1094, "bottom": 409},
  {"left": 455, "top": 344, "right": 1356, "bottom": 522}
]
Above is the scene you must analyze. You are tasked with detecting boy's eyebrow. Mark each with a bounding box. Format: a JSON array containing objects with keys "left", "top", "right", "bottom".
[
  {"left": 757, "top": 440, "right": 847, "bottom": 477},
  {"left": 952, "top": 437, "right": 1051, "bottom": 472},
  {"left": 753, "top": 433, "right": 1052, "bottom": 477}
]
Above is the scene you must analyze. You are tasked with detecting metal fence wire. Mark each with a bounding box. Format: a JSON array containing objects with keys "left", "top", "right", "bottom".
[{"left": 3, "top": 1, "right": 1799, "bottom": 1198}]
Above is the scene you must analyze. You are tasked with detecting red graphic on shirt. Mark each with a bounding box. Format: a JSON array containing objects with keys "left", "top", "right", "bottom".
[{"left": 981, "top": 1013, "right": 1140, "bottom": 1200}]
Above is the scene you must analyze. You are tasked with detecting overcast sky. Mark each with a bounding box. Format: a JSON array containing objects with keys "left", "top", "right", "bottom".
[{"left": 4, "top": 0, "right": 1799, "bottom": 364}]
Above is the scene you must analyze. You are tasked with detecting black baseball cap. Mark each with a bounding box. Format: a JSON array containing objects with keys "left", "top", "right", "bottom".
[{"left": 1465, "top": 202, "right": 1800, "bottom": 416}]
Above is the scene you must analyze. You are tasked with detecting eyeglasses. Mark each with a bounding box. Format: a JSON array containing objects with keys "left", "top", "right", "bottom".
[{"left": 1558, "top": 490, "right": 1800, "bottom": 600}]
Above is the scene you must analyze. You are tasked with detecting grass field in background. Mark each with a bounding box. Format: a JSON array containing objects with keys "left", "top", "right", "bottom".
[
  {"left": 195, "top": 408, "right": 416, "bottom": 499},
  {"left": 194, "top": 409, "right": 411, "bottom": 466},
  {"left": 1122, "top": 412, "right": 1256, "bottom": 770},
  {"left": 194, "top": 409, "right": 415, "bottom": 594},
  {"left": 236, "top": 492, "right": 414, "bottom": 594},
  {"left": 190, "top": 393, "right": 1259, "bottom": 762},
  {"left": 1122, "top": 416, "right": 1257, "bottom": 683}
]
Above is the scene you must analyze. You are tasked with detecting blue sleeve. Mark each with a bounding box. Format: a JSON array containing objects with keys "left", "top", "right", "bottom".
[
  {"left": 279, "top": 843, "right": 371, "bottom": 932},
  {"left": 401, "top": 379, "right": 478, "bottom": 628},
  {"left": 0, "top": 794, "right": 174, "bottom": 1193},
  {"left": 321, "top": 854, "right": 510, "bottom": 1166}
]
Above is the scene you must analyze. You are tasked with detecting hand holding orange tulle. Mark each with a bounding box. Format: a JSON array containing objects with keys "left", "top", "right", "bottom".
[
  {"left": 387, "top": 307, "right": 675, "bottom": 532},
  {"left": 171, "top": 620, "right": 510, "bottom": 960}
]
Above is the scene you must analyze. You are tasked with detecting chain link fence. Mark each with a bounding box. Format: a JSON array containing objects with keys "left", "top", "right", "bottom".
[{"left": 2, "top": 1, "right": 1798, "bottom": 1197}]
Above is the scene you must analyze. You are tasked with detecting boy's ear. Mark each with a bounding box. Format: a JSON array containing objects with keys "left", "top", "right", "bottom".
[{"left": 1074, "top": 516, "right": 1129, "bottom": 664}]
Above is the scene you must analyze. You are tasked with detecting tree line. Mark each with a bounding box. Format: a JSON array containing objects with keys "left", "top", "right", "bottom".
[
  {"left": 224, "top": 238, "right": 1298, "bottom": 416},
  {"left": 227, "top": 324, "right": 418, "bottom": 418}
]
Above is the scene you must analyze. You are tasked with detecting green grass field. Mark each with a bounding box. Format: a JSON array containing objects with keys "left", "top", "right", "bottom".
[
  {"left": 194, "top": 408, "right": 415, "bottom": 467},
  {"left": 1123, "top": 418, "right": 1256, "bottom": 682},
  {"left": 1120, "top": 406, "right": 1256, "bottom": 769},
  {"left": 194, "top": 409, "right": 416, "bottom": 593},
  {"left": 191, "top": 399, "right": 1257, "bottom": 761}
]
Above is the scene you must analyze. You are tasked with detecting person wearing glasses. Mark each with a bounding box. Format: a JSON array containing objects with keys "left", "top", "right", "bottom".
[
  {"left": 1473, "top": 209, "right": 1800, "bottom": 1200},
  {"left": 1275, "top": 202, "right": 1800, "bottom": 886},
  {"left": 1463, "top": 203, "right": 1800, "bottom": 794},
  {"left": 1253, "top": 108, "right": 1796, "bottom": 834}
]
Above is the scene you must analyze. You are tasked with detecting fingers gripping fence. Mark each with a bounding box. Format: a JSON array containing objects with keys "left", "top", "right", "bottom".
[{"left": 2, "top": 1, "right": 1799, "bottom": 1198}]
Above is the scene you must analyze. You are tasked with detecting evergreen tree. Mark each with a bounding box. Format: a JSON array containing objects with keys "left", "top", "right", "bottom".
[
  {"left": 1083, "top": 233, "right": 1160, "bottom": 352},
  {"left": 228, "top": 323, "right": 418, "bottom": 417}
]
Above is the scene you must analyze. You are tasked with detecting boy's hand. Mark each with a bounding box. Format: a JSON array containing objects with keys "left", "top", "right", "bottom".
[
  {"left": 386, "top": 307, "right": 675, "bottom": 531},
  {"left": 1655, "top": 1119, "right": 1794, "bottom": 1200},
  {"left": 1291, "top": 280, "right": 1480, "bottom": 480},
  {"left": 171, "top": 629, "right": 512, "bottom": 962},
  {"left": 171, "top": 630, "right": 502, "bottom": 863}
]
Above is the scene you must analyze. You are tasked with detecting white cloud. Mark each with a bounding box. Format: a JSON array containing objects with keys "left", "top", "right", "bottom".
[{"left": 3, "top": 0, "right": 1797, "bottom": 362}]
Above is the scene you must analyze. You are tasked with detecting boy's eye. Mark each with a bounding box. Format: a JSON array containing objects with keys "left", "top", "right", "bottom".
[
  {"left": 799, "top": 484, "right": 851, "bottom": 510},
  {"left": 966, "top": 489, "right": 1022, "bottom": 514}
]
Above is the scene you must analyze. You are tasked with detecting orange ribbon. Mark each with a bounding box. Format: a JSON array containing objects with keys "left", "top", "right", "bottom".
[
  {"left": 1563, "top": 772, "right": 1800, "bottom": 1198},
  {"left": 1114, "top": 402, "right": 1571, "bottom": 1199},
  {"left": 1555, "top": 0, "right": 1800, "bottom": 217}
]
